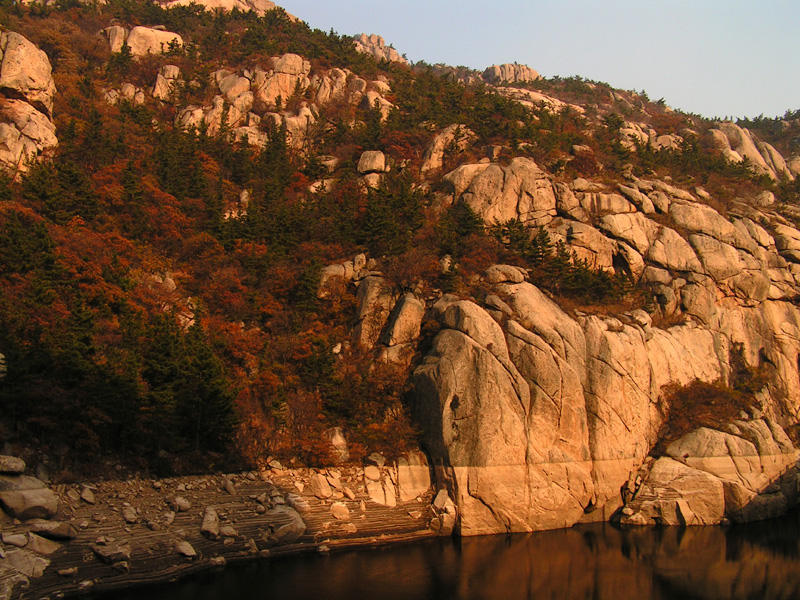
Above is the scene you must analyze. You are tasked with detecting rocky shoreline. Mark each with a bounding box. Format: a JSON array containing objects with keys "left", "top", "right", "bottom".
[{"left": 0, "top": 454, "right": 443, "bottom": 599}]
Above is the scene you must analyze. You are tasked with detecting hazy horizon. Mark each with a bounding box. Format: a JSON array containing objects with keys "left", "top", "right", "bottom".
[{"left": 278, "top": 0, "right": 799, "bottom": 121}]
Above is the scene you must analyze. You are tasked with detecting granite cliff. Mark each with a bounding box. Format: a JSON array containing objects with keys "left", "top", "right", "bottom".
[{"left": 1, "top": 0, "right": 800, "bottom": 578}]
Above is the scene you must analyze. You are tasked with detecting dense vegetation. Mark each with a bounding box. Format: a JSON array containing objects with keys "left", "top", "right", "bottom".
[{"left": 0, "top": 0, "right": 789, "bottom": 478}]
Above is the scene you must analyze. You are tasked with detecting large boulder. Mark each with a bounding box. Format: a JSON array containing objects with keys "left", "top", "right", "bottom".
[
  {"left": 625, "top": 419, "right": 797, "bottom": 525},
  {"left": 413, "top": 328, "right": 532, "bottom": 535},
  {"left": 121, "top": 26, "right": 183, "bottom": 57},
  {"left": 357, "top": 150, "right": 386, "bottom": 174},
  {"left": 0, "top": 32, "right": 57, "bottom": 117},
  {"left": 0, "top": 475, "right": 59, "bottom": 520},
  {"left": 0, "top": 455, "right": 25, "bottom": 474},
  {"left": 380, "top": 293, "right": 424, "bottom": 347},
  {"left": 447, "top": 157, "right": 557, "bottom": 226},
  {"left": 0, "top": 33, "right": 57, "bottom": 172},
  {"left": 352, "top": 276, "right": 396, "bottom": 349},
  {"left": 621, "top": 457, "right": 726, "bottom": 526}
]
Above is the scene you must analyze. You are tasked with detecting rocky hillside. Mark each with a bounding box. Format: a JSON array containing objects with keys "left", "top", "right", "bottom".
[{"left": 0, "top": 0, "right": 799, "bottom": 542}]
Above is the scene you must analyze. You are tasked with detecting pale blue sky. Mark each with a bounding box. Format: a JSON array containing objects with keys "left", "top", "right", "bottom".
[{"left": 278, "top": 0, "right": 799, "bottom": 120}]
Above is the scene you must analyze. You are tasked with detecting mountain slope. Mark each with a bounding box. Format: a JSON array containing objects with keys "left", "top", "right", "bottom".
[{"left": 0, "top": 0, "right": 798, "bottom": 538}]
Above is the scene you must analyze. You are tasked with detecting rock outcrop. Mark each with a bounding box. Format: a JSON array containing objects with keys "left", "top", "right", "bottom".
[
  {"left": 0, "top": 32, "right": 57, "bottom": 172},
  {"left": 623, "top": 417, "right": 797, "bottom": 525},
  {"left": 353, "top": 34, "right": 407, "bottom": 64},
  {"left": 709, "top": 122, "right": 793, "bottom": 181},
  {"left": 162, "top": 0, "right": 277, "bottom": 15},
  {"left": 0, "top": 458, "right": 59, "bottom": 521},
  {"left": 310, "top": 124, "right": 800, "bottom": 537},
  {"left": 443, "top": 157, "right": 557, "bottom": 226},
  {"left": 103, "top": 26, "right": 183, "bottom": 57},
  {"left": 482, "top": 63, "right": 539, "bottom": 85},
  {"left": 401, "top": 166, "right": 800, "bottom": 534},
  {"left": 412, "top": 268, "right": 800, "bottom": 534},
  {"left": 420, "top": 124, "right": 476, "bottom": 176},
  {"left": 177, "top": 56, "right": 393, "bottom": 149}
]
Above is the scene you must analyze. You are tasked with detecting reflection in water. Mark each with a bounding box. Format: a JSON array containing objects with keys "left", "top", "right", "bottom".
[{"left": 106, "top": 510, "right": 800, "bottom": 600}]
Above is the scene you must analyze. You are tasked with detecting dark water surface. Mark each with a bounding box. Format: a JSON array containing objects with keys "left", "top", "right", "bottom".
[{"left": 101, "top": 510, "right": 800, "bottom": 600}]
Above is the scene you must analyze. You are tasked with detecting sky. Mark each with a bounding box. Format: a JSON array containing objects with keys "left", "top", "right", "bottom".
[{"left": 277, "top": 0, "right": 799, "bottom": 120}]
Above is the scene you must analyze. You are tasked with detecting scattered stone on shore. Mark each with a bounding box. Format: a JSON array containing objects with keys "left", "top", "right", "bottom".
[
  {"left": 34, "top": 522, "right": 69, "bottom": 539},
  {"left": 0, "top": 462, "right": 434, "bottom": 599},
  {"left": 219, "top": 525, "right": 237, "bottom": 538},
  {"left": 330, "top": 502, "right": 350, "bottom": 521},
  {"left": 26, "top": 533, "right": 61, "bottom": 555},
  {"left": 90, "top": 541, "right": 131, "bottom": 564},
  {"left": 176, "top": 540, "right": 197, "bottom": 558},
  {"left": 2, "top": 533, "right": 28, "bottom": 548},
  {"left": 169, "top": 496, "right": 191, "bottom": 512},
  {"left": 122, "top": 506, "right": 138, "bottom": 524},
  {"left": 5, "top": 548, "right": 50, "bottom": 577},
  {"left": 310, "top": 473, "right": 332, "bottom": 499},
  {"left": 262, "top": 505, "right": 306, "bottom": 544},
  {"left": 80, "top": 487, "right": 96, "bottom": 505},
  {"left": 286, "top": 493, "right": 310, "bottom": 514},
  {"left": 223, "top": 479, "right": 236, "bottom": 496},
  {"left": 201, "top": 507, "right": 220, "bottom": 540},
  {"left": 113, "top": 560, "right": 131, "bottom": 574}
]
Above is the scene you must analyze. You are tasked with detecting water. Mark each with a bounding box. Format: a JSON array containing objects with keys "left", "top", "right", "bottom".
[{"left": 102, "top": 510, "right": 800, "bottom": 600}]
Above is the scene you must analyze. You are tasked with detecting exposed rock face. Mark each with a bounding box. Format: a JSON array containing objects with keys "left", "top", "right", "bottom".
[
  {"left": 413, "top": 260, "right": 800, "bottom": 534},
  {"left": 482, "top": 63, "right": 539, "bottom": 85},
  {"left": 709, "top": 122, "right": 793, "bottom": 181},
  {"left": 104, "top": 26, "right": 184, "bottom": 57},
  {"left": 308, "top": 124, "right": 800, "bottom": 536},
  {"left": 162, "top": 0, "right": 280, "bottom": 16},
  {"left": 0, "top": 32, "right": 57, "bottom": 172},
  {"left": 494, "top": 86, "right": 585, "bottom": 115},
  {"left": 353, "top": 34, "right": 407, "bottom": 64},
  {"left": 420, "top": 124, "right": 476, "bottom": 176},
  {"left": 357, "top": 150, "right": 386, "bottom": 174},
  {"left": 443, "top": 157, "right": 557, "bottom": 226},
  {"left": 623, "top": 418, "right": 797, "bottom": 525},
  {"left": 0, "top": 32, "right": 56, "bottom": 117},
  {"left": 618, "top": 121, "right": 682, "bottom": 152},
  {"left": 177, "top": 57, "right": 392, "bottom": 150},
  {"left": 152, "top": 64, "right": 181, "bottom": 101}
]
